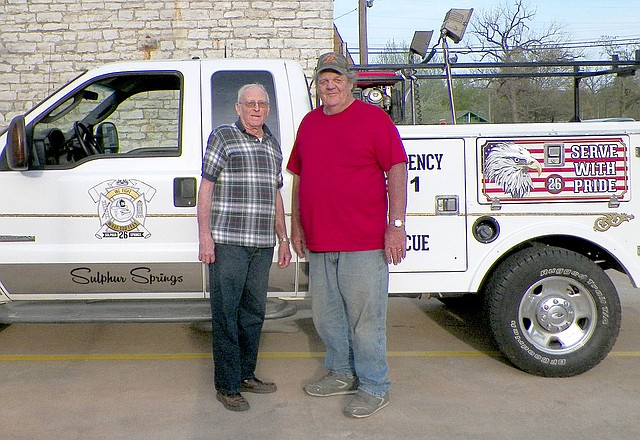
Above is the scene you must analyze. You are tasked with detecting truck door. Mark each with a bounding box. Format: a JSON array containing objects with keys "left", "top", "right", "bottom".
[
  {"left": 198, "top": 60, "right": 303, "bottom": 296},
  {"left": 0, "top": 61, "right": 205, "bottom": 299},
  {"left": 392, "top": 135, "right": 467, "bottom": 279}
]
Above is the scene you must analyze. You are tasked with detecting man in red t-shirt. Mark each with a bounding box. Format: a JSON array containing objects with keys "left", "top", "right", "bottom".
[{"left": 287, "top": 52, "right": 408, "bottom": 418}]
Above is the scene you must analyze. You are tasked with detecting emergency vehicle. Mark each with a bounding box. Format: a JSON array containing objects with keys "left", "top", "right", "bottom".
[{"left": 1, "top": 58, "right": 639, "bottom": 377}]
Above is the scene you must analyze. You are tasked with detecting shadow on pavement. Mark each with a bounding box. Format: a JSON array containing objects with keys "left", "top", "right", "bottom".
[{"left": 417, "top": 296, "right": 512, "bottom": 368}]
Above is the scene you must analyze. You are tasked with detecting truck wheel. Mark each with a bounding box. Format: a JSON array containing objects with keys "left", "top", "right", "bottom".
[{"left": 485, "top": 246, "right": 621, "bottom": 377}]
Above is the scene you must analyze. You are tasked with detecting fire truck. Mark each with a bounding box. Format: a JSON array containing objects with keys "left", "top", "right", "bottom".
[{"left": 1, "top": 57, "right": 639, "bottom": 377}]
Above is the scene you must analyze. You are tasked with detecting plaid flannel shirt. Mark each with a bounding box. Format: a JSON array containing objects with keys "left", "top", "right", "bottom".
[{"left": 202, "top": 120, "right": 283, "bottom": 248}]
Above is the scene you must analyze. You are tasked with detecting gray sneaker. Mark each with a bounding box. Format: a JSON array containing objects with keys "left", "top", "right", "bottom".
[
  {"left": 303, "top": 371, "right": 358, "bottom": 397},
  {"left": 343, "top": 390, "right": 389, "bottom": 418}
]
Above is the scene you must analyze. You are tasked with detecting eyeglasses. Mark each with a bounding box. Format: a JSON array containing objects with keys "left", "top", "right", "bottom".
[{"left": 240, "top": 101, "right": 269, "bottom": 109}]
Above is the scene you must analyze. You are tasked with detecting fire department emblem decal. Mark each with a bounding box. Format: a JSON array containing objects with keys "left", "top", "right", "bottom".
[{"left": 89, "top": 179, "right": 156, "bottom": 239}]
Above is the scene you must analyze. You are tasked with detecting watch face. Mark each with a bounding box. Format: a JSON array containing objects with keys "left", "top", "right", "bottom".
[{"left": 393, "top": 219, "right": 404, "bottom": 228}]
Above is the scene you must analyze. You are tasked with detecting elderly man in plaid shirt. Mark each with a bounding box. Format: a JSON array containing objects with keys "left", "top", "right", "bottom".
[{"left": 197, "top": 83, "right": 291, "bottom": 412}]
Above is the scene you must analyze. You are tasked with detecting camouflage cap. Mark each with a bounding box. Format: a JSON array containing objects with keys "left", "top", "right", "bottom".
[{"left": 315, "top": 52, "right": 350, "bottom": 76}]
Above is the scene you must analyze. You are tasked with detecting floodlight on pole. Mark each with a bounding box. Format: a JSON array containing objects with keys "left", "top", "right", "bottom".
[
  {"left": 409, "top": 31, "right": 433, "bottom": 59},
  {"left": 440, "top": 8, "right": 473, "bottom": 44},
  {"left": 439, "top": 8, "right": 473, "bottom": 125},
  {"left": 406, "top": 30, "right": 434, "bottom": 124}
]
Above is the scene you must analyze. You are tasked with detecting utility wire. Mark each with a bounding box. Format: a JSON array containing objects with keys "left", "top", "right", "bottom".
[
  {"left": 334, "top": 8, "right": 357, "bottom": 21},
  {"left": 361, "top": 37, "right": 640, "bottom": 57}
]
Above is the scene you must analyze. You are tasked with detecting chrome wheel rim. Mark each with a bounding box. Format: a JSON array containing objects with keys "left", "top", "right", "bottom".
[{"left": 518, "top": 276, "right": 597, "bottom": 355}]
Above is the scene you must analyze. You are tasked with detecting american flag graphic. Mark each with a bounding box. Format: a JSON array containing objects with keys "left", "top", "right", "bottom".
[{"left": 481, "top": 137, "right": 629, "bottom": 202}]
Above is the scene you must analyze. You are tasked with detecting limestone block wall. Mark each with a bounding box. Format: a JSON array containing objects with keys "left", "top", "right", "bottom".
[{"left": 0, "top": 0, "right": 334, "bottom": 128}]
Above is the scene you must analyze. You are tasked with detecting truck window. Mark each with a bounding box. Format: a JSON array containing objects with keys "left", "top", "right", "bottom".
[
  {"left": 211, "top": 70, "right": 280, "bottom": 143},
  {"left": 28, "top": 73, "right": 182, "bottom": 168}
]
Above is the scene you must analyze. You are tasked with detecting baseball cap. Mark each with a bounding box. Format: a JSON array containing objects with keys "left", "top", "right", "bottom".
[{"left": 315, "top": 52, "right": 350, "bottom": 76}]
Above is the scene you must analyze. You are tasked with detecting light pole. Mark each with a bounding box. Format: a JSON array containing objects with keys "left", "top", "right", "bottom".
[
  {"left": 358, "top": 0, "right": 373, "bottom": 65},
  {"left": 440, "top": 8, "right": 473, "bottom": 124}
]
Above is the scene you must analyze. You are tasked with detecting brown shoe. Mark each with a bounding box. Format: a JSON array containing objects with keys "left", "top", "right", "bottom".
[
  {"left": 240, "top": 377, "right": 277, "bottom": 394},
  {"left": 216, "top": 392, "right": 249, "bottom": 411}
]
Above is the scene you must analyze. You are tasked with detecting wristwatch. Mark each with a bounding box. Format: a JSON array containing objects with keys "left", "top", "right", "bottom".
[{"left": 392, "top": 219, "right": 404, "bottom": 228}]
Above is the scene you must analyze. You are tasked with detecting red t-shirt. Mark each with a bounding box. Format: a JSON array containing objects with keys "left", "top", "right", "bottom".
[{"left": 287, "top": 99, "right": 407, "bottom": 252}]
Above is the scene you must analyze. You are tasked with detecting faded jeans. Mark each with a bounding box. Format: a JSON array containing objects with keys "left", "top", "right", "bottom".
[
  {"left": 209, "top": 244, "right": 274, "bottom": 394},
  {"left": 307, "top": 250, "right": 391, "bottom": 397}
]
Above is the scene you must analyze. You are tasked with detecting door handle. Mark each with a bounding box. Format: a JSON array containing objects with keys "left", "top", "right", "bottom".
[
  {"left": 174, "top": 177, "right": 197, "bottom": 207},
  {"left": 435, "top": 195, "right": 459, "bottom": 215}
]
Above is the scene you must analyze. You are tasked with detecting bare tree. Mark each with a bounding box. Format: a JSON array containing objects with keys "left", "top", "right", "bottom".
[
  {"left": 596, "top": 36, "right": 640, "bottom": 119},
  {"left": 471, "top": 0, "right": 568, "bottom": 62},
  {"left": 598, "top": 35, "right": 640, "bottom": 61},
  {"left": 372, "top": 40, "right": 408, "bottom": 64},
  {"left": 470, "top": 0, "right": 570, "bottom": 122}
]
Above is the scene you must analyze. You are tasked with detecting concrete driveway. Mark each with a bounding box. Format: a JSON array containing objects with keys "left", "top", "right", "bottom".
[{"left": 1, "top": 270, "right": 639, "bottom": 439}]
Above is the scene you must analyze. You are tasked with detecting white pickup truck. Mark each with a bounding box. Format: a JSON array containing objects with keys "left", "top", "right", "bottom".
[{"left": 1, "top": 58, "right": 639, "bottom": 377}]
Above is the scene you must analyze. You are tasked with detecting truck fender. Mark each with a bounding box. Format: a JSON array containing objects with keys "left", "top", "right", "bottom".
[{"left": 467, "top": 218, "right": 640, "bottom": 292}]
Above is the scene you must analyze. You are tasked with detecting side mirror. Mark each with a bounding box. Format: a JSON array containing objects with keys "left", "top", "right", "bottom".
[
  {"left": 6, "top": 115, "right": 28, "bottom": 171},
  {"left": 96, "top": 122, "right": 119, "bottom": 154}
]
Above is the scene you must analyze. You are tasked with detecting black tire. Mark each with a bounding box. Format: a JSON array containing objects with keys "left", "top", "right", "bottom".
[{"left": 485, "top": 246, "right": 621, "bottom": 377}]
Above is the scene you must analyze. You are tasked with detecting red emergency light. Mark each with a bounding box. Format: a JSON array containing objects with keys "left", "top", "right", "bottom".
[{"left": 356, "top": 71, "right": 400, "bottom": 88}]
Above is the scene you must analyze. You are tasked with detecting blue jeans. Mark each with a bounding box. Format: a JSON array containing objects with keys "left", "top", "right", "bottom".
[
  {"left": 209, "top": 244, "right": 274, "bottom": 394},
  {"left": 307, "top": 250, "right": 391, "bottom": 397}
]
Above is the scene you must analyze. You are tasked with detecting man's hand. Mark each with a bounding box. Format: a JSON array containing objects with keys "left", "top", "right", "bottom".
[
  {"left": 384, "top": 225, "right": 406, "bottom": 265},
  {"left": 278, "top": 240, "right": 292, "bottom": 268},
  {"left": 198, "top": 233, "right": 216, "bottom": 264},
  {"left": 290, "top": 223, "right": 307, "bottom": 258}
]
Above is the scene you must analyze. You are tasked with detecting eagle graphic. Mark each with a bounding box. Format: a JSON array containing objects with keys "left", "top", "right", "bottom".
[{"left": 484, "top": 143, "right": 543, "bottom": 198}]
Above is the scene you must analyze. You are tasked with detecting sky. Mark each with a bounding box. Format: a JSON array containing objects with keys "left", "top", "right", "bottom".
[{"left": 332, "top": 0, "right": 640, "bottom": 61}]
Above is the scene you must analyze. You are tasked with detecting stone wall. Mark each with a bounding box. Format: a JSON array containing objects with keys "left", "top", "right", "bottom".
[{"left": 0, "top": 0, "right": 334, "bottom": 128}]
